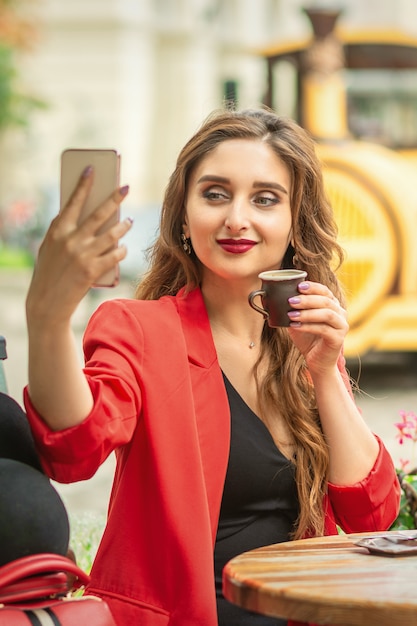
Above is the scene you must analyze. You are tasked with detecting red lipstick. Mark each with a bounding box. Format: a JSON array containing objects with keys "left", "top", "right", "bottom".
[{"left": 217, "top": 239, "right": 257, "bottom": 254}]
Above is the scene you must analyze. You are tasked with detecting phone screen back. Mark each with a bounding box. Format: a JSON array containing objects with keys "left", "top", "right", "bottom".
[{"left": 60, "top": 148, "right": 121, "bottom": 286}]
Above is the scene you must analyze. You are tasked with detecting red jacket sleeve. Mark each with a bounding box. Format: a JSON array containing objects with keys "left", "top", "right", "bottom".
[
  {"left": 24, "top": 300, "right": 143, "bottom": 483},
  {"left": 327, "top": 435, "right": 401, "bottom": 532}
]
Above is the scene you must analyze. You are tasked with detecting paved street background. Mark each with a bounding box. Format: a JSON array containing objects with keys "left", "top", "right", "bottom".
[{"left": 1, "top": 269, "right": 417, "bottom": 521}]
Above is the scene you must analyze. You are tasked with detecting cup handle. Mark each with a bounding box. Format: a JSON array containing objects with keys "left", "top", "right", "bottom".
[{"left": 248, "top": 290, "right": 269, "bottom": 320}]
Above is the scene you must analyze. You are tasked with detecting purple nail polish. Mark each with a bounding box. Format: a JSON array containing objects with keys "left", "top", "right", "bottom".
[
  {"left": 298, "top": 282, "right": 309, "bottom": 290},
  {"left": 82, "top": 165, "right": 93, "bottom": 177},
  {"left": 288, "top": 296, "right": 301, "bottom": 305},
  {"left": 288, "top": 310, "right": 301, "bottom": 318},
  {"left": 119, "top": 185, "right": 129, "bottom": 196}
]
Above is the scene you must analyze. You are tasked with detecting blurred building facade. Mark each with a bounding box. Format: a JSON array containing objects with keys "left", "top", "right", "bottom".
[{"left": 3, "top": 0, "right": 417, "bottom": 225}]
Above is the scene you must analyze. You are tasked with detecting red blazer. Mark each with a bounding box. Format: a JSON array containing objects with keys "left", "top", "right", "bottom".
[{"left": 24, "top": 287, "right": 400, "bottom": 626}]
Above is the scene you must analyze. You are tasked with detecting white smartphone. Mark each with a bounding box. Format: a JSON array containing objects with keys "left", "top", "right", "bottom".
[{"left": 60, "top": 148, "right": 121, "bottom": 287}]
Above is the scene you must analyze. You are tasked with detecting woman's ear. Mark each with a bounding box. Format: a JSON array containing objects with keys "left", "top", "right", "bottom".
[{"left": 182, "top": 214, "right": 190, "bottom": 239}]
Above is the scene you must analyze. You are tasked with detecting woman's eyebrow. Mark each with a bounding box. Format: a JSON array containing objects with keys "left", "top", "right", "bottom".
[
  {"left": 196, "top": 175, "right": 229, "bottom": 184},
  {"left": 253, "top": 181, "right": 288, "bottom": 195},
  {"left": 196, "top": 175, "right": 288, "bottom": 195}
]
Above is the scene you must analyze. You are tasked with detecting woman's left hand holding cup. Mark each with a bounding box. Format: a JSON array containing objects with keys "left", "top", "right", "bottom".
[{"left": 286, "top": 280, "right": 348, "bottom": 375}]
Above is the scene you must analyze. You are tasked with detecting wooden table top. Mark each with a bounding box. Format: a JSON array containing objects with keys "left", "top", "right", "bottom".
[{"left": 223, "top": 531, "right": 417, "bottom": 626}]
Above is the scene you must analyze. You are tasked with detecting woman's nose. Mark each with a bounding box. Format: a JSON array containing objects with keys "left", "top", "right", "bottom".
[{"left": 224, "top": 200, "right": 250, "bottom": 232}]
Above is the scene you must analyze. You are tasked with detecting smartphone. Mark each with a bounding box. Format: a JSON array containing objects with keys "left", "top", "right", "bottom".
[{"left": 60, "top": 148, "right": 121, "bottom": 287}]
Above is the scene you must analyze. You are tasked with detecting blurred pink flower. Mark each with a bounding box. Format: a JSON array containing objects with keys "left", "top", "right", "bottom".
[
  {"left": 399, "top": 458, "right": 411, "bottom": 471},
  {"left": 394, "top": 411, "right": 417, "bottom": 445},
  {"left": 394, "top": 411, "right": 417, "bottom": 472}
]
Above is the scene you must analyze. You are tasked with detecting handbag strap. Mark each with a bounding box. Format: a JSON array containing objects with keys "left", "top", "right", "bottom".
[
  {"left": 0, "top": 553, "right": 90, "bottom": 591},
  {"left": 0, "top": 572, "right": 68, "bottom": 605}
]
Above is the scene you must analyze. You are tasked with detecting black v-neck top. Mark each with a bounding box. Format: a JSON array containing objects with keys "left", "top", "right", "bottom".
[{"left": 215, "top": 374, "right": 299, "bottom": 626}]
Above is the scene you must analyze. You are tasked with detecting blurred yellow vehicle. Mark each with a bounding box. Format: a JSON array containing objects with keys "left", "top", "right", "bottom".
[
  {"left": 259, "top": 8, "right": 417, "bottom": 359},
  {"left": 319, "top": 141, "right": 417, "bottom": 359}
]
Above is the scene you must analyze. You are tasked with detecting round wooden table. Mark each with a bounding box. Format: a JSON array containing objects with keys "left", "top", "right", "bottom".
[{"left": 223, "top": 531, "right": 417, "bottom": 626}]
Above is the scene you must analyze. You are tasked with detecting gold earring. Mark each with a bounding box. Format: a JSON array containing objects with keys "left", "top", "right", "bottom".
[
  {"left": 290, "top": 240, "right": 299, "bottom": 268},
  {"left": 181, "top": 233, "right": 192, "bottom": 255}
]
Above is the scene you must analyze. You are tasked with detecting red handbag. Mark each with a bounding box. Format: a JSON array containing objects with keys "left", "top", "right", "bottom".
[{"left": 0, "top": 553, "right": 117, "bottom": 625}]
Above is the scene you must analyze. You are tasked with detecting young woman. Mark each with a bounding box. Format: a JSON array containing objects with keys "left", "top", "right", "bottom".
[{"left": 24, "top": 108, "right": 400, "bottom": 626}]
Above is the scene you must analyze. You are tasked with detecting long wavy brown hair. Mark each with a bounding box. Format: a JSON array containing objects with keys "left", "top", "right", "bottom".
[{"left": 136, "top": 108, "right": 345, "bottom": 539}]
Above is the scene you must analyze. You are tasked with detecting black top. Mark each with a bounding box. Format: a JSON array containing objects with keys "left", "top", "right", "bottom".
[{"left": 215, "top": 374, "right": 299, "bottom": 626}]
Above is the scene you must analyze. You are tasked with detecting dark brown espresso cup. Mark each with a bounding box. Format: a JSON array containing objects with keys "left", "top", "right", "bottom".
[{"left": 248, "top": 269, "right": 308, "bottom": 327}]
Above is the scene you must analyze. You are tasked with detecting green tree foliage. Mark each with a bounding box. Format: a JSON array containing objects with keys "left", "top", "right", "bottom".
[{"left": 0, "top": 0, "right": 46, "bottom": 131}]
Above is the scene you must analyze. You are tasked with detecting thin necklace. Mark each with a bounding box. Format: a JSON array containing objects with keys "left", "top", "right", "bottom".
[{"left": 210, "top": 323, "right": 257, "bottom": 350}]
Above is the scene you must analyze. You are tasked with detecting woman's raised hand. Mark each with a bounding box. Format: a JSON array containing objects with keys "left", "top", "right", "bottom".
[
  {"left": 286, "top": 280, "right": 348, "bottom": 375},
  {"left": 26, "top": 166, "right": 132, "bottom": 327}
]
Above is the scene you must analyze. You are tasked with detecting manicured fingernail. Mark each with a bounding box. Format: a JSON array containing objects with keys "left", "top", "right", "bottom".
[
  {"left": 119, "top": 185, "right": 129, "bottom": 196},
  {"left": 288, "top": 310, "right": 301, "bottom": 318},
  {"left": 298, "top": 282, "right": 309, "bottom": 290},
  {"left": 82, "top": 165, "right": 93, "bottom": 177},
  {"left": 124, "top": 216, "right": 134, "bottom": 226},
  {"left": 289, "top": 321, "right": 302, "bottom": 328},
  {"left": 288, "top": 296, "right": 301, "bottom": 305}
]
